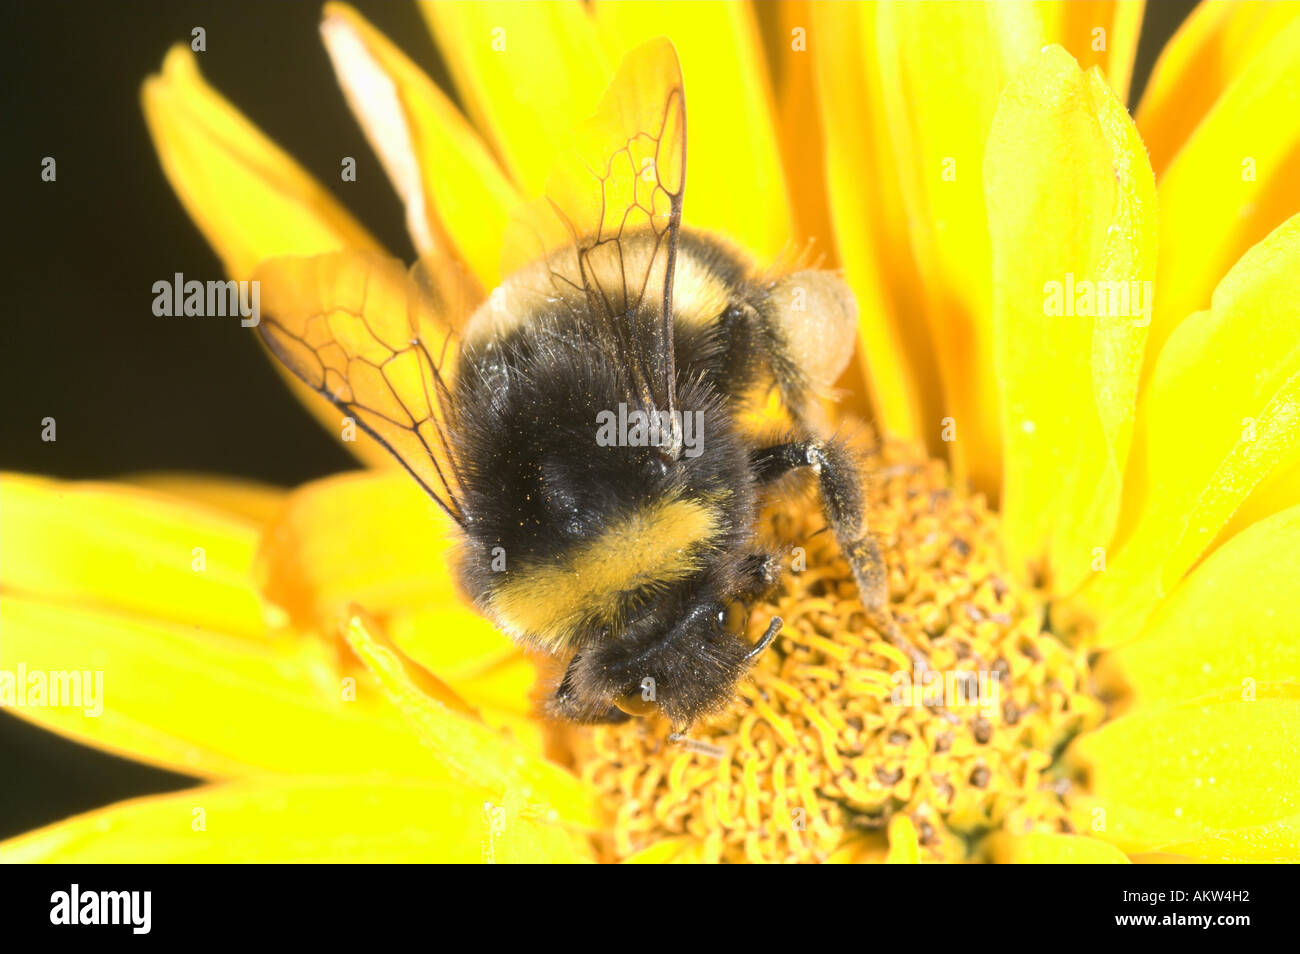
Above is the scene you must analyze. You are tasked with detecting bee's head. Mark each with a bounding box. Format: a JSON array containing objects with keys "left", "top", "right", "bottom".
[{"left": 550, "top": 574, "right": 782, "bottom": 729}]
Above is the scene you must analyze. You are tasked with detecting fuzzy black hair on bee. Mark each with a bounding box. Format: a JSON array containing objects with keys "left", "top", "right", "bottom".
[
  {"left": 439, "top": 228, "right": 877, "bottom": 729},
  {"left": 252, "top": 39, "right": 888, "bottom": 730}
]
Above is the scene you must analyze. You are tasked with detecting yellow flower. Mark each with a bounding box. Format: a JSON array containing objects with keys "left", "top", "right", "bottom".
[{"left": 4, "top": 0, "right": 1299, "bottom": 863}]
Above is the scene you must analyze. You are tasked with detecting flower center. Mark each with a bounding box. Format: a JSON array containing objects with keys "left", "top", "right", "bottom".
[{"left": 566, "top": 440, "right": 1103, "bottom": 862}]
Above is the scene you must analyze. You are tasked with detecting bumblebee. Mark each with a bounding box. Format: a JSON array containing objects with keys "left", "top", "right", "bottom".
[{"left": 253, "top": 39, "right": 887, "bottom": 728}]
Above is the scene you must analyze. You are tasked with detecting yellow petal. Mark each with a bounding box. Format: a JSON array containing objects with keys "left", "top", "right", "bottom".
[
  {"left": 874, "top": 0, "right": 1046, "bottom": 496},
  {"left": 124, "top": 472, "right": 287, "bottom": 525},
  {"left": 387, "top": 605, "right": 546, "bottom": 749},
  {"left": 413, "top": 644, "right": 529, "bottom": 712},
  {"left": 1137, "top": 0, "right": 1300, "bottom": 177},
  {"left": 1075, "top": 213, "right": 1300, "bottom": 646},
  {"left": 1, "top": 473, "right": 264, "bottom": 638},
  {"left": 1151, "top": 815, "right": 1300, "bottom": 864},
  {"left": 1212, "top": 452, "right": 1300, "bottom": 550},
  {"left": 1074, "top": 792, "right": 1300, "bottom": 862},
  {"left": 251, "top": 469, "right": 544, "bottom": 737},
  {"left": 985, "top": 46, "right": 1157, "bottom": 593},
  {"left": 1036, "top": 1, "right": 1145, "bottom": 104},
  {"left": 342, "top": 610, "right": 599, "bottom": 827},
  {"left": 321, "top": 3, "right": 521, "bottom": 289},
  {"left": 1, "top": 776, "right": 592, "bottom": 863},
  {"left": 754, "top": 0, "right": 834, "bottom": 254},
  {"left": 1068, "top": 793, "right": 1205, "bottom": 855},
  {"left": 593, "top": 1, "right": 795, "bottom": 261},
  {"left": 1097, "top": 504, "right": 1300, "bottom": 710},
  {"left": 142, "top": 45, "right": 396, "bottom": 471},
  {"left": 1129, "top": 851, "right": 1200, "bottom": 864},
  {"left": 0, "top": 595, "right": 446, "bottom": 780},
  {"left": 987, "top": 831, "right": 1130, "bottom": 863},
  {"left": 1145, "top": 13, "right": 1300, "bottom": 382},
  {"left": 621, "top": 836, "right": 711, "bottom": 863},
  {"left": 419, "top": 0, "right": 609, "bottom": 197},
  {"left": 256, "top": 471, "right": 459, "bottom": 633},
  {"left": 141, "top": 45, "right": 381, "bottom": 278},
  {"left": 387, "top": 607, "right": 518, "bottom": 683},
  {"left": 809, "top": 0, "right": 940, "bottom": 446},
  {"left": 825, "top": 833, "right": 889, "bottom": 864},
  {"left": 884, "top": 812, "right": 920, "bottom": 863},
  {"left": 1069, "top": 684, "right": 1300, "bottom": 861}
]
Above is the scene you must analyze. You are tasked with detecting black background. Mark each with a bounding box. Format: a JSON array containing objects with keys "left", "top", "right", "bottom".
[
  {"left": 0, "top": 866, "right": 1271, "bottom": 936},
  {"left": 0, "top": 0, "right": 1196, "bottom": 843}
]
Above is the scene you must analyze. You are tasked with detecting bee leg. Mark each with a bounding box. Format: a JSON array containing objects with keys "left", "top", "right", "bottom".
[
  {"left": 731, "top": 554, "right": 783, "bottom": 658},
  {"left": 743, "top": 615, "right": 783, "bottom": 661},
  {"left": 735, "top": 551, "right": 781, "bottom": 601},
  {"left": 546, "top": 655, "right": 633, "bottom": 725},
  {"left": 751, "top": 439, "right": 893, "bottom": 629}
]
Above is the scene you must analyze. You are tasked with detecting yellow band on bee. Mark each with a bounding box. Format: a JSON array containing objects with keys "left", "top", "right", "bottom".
[{"left": 489, "top": 495, "right": 724, "bottom": 649}]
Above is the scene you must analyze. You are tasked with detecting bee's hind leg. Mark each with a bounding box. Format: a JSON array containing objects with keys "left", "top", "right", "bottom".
[{"left": 751, "top": 438, "right": 894, "bottom": 633}]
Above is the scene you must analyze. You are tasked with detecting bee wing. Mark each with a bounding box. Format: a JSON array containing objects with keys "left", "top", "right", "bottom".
[
  {"left": 507, "top": 38, "right": 686, "bottom": 448},
  {"left": 253, "top": 249, "right": 469, "bottom": 525}
]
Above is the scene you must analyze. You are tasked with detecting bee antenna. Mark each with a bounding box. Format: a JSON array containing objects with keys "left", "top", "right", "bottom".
[{"left": 744, "top": 616, "right": 783, "bottom": 662}]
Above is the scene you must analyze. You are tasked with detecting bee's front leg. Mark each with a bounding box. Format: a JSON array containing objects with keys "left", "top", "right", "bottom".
[
  {"left": 546, "top": 653, "right": 634, "bottom": 725},
  {"left": 735, "top": 551, "right": 781, "bottom": 601},
  {"left": 751, "top": 438, "right": 892, "bottom": 628}
]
